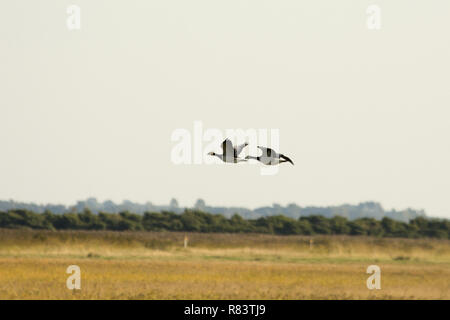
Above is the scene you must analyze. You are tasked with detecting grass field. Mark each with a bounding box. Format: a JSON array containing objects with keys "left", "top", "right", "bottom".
[{"left": 0, "top": 229, "right": 449, "bottom": 299}]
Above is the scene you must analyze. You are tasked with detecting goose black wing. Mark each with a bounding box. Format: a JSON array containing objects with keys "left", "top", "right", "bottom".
[{"left": 221, "top": 139, "right": 235, "bottom": 158}]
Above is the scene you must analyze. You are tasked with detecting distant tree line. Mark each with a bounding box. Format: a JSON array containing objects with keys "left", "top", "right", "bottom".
[
  {"left": 0, "top": 198, "right": 427, "bottom": 222},
  {"left": 0, "top": 209, "right": 448, "bottom": 239}
]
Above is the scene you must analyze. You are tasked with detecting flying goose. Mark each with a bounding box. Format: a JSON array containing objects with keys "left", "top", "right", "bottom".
[
  {"left": 208, "top": 139, "right": 248, "bottom": 163},
  {"left": 246, "top": 146, "right": 294, "bottom": 165}
]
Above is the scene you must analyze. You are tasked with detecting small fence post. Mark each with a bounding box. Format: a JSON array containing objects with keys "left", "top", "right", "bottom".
[{"left": 184, "top": 234, "right": 188, "bottom": 248}]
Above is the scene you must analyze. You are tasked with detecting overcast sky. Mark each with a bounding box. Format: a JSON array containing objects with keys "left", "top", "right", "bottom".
[{"left": 1, "top": 1, "right": 449, "bottom": 218}]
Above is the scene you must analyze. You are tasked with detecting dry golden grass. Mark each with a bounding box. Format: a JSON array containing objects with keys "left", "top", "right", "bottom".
[{"left": 0, "top": 229, "right": 448, "bottom": 299}]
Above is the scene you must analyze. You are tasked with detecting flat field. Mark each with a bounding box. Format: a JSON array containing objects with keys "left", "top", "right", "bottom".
[{"left": 0, "top": 229, "right": 448, "bottom": 299}]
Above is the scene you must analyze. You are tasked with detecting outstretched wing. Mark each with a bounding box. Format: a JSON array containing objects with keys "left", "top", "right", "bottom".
[
  {"left": 257, "top": 146, "right": 278, "bottom": 158},
  {"left": 234, "top": 142, "right": 248, "bottom": 156},
  {"left": 280, "top": 154, "right": 294, "bottom": 165},
  {"left": 221, "top": 139, "right": 235, "bottom": 158}
]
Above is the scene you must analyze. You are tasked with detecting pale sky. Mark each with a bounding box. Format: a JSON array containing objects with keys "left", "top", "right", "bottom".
[{"left": 1, "top": 1, "right": 449, "bottom": 218}]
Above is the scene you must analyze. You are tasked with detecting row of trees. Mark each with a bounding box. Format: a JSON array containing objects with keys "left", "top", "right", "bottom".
[
  {"left": 0, "top": 198, "right": 427, "bottom": 222},
  {"left": 0, "top": 209, "right": 448, "bottom": 239}
]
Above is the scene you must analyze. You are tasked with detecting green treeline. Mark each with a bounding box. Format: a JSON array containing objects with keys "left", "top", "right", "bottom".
[{"left": 0, "top": 209, "right": 448, "bottom": 239}]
